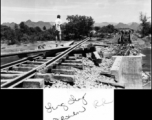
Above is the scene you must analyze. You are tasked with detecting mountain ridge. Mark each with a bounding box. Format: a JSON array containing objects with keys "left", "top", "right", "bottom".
[{"left": 2, "top": 20, "right": 140, "bottom": 30}]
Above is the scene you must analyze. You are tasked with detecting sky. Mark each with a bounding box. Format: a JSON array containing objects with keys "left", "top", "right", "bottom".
[{"left": 1, "top": 0, "right": 151, "bottom": 24}]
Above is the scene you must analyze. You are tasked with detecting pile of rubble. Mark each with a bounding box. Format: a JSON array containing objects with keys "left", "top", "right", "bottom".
[
  {"left": 45, "top": 54, "right": 120, "bottom": 89},
  {"left": 45, "top": 43, "right": 150, "bottom": 89}
]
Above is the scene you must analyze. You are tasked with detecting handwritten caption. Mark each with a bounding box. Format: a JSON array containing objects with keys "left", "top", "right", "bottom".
[{"left": 45, "top": 93, "right": 113, "bottom": 120}]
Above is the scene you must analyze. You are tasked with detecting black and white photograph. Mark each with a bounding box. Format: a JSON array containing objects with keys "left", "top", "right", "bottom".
[
  {"left": 1, "top": 0, "right": 151, "bottom": 89},
  {"left": 1, "top": 0, "right": 151, "bottom": 120}
]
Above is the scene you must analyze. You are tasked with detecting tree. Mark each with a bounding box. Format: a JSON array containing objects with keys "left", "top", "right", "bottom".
[
  {"left": 100, "top": 24, "right": 114, "bottom": 33},
  {"left": 106, "top": 24, "right": 115, "bottom": 33},
  {"left": 64, "top": 15, "right": 95, "bottom": 39},
  {"left": 43, "top": 26, "right": 46, "bottom": 31},
  {"left": 94, "top": 26, "right": 100, "bottom": 32},
  {"left": 29, "top": 27, "right": 36, "bottom": 33},
  {"left": 14, "top": 24, "right": 22, "bottom": 43},
  {"left": 139, "top": 12, "right": 151, "bottom": 37},
  {"left": 19, "top": 22, "right": 31, "bottom": 34},
  {"left": 35, "top": 26, "right": 42, "bottom": 33}
]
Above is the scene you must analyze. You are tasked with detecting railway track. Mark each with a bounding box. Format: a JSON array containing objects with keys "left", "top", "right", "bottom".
[
  {"left": 1, "top": 34, "right": 144, "bottom": 89},
  {"left": 1, "top": 38, "right": 90, "bottom": 88}
]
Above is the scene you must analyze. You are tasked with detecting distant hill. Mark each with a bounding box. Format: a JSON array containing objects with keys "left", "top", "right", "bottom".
[
  {"left": 2, "top": 20, "right": 140, "bottom": 30},
  {"left": 95, "top": 22, "right": 140, "bottom": 30},
  {"left": 128, "top": 22, "right": 140, "bottom": 30},
  {"left": 94, "top": 22, "right": 117, "bottom": 27},
  {"left": 2, "top": 22, "right": 16, "bottom": 28},
  {"left": 114, "top": 22, "right": 140, "bottom": 30},
  {"left": 25, "top": 20, "right": 55, "bottom": 29},
  {"left": 2, "top": 20, "right": 55, "bottom": 30},
  {"left": 114, "top": 22, "right": 129, "bottom": 28}
]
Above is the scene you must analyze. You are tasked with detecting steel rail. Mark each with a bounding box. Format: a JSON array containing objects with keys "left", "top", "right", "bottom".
[
  {"left": 0, "top": 54, "right": 43, "bottom": 69},
  {"left": 1, "top": 47, "right": 70, "bottom": 69},
  {"left": 1, "top": 37, "right": 90, "bottom": 88}
]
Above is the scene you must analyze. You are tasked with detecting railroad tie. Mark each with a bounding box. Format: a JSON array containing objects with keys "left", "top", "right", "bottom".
[
  {"left": 1, "top": 70, "right": 26, "bottom": 74},
  {"left": 74, "top": 54, "right": 83, "bottom": 59},
  {"left": 1, "top": 74, "right": 19, "bottom": 79},
  {"left": 22, "top": 78, "right": 44, "bottom": 88},
  {"left": 12, "top": 66, "right": 33, "bottom": 72},
  {"left": 56, "top": 52, "right": 64, "bottom": 56},
  {"left": 67, "top": 56, "right": 76, "bottom": 60},
  {"left": 36, "top": 59, "right": 48, "bottom": 62},
  {"left": 61, "top": 63, "right": 83, "bottom": 69},
  {"left": 63, "top": 60, "right": 82, "bottom": 63},
  {"left": 55, "top": 65, "right": 72, "bottom": 70},
  {"left": 52, "top": 74, "right": 75, "bottom": 83},
  {"left": 1, "top": 81, "right": 7, "bottom": 85},
  {"left": 34, "top": 73, "right": 54, "bottom": 83},
  {"left": 45, "top": 57, "right": 55, "bottom": 60},
  {"left": 35, "top": 73, "right": 75, "bottom": 83},
  {"left": 19, "top": 63, "right": 39, "bottom": 67},
  {"left": 26, "top": 61, "right": 44, "bottom": 65},
  {"left": 51, "top": 69, "right": 75, "bottom": 75}
]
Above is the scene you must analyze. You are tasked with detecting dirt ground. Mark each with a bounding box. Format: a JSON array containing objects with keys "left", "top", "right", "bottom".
[
  {"left": 1, "top": 36, "right": 119, "bottom": 54},
  {"left": 1, "top": 41, "right": 71, "bottom": 54}
]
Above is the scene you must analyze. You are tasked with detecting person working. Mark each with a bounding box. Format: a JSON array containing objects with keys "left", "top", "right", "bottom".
[{"left": 54, "top": 15, "right": 62, "bottom": 47}]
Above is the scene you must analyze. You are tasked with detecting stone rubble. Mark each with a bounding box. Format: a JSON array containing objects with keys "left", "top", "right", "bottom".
[{"left": 45, "top": 45, "right": 150, "bottom": 89}]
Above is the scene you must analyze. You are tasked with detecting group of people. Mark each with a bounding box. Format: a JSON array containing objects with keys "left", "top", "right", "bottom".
[{"left": 118, "top": 29, "right": 133, "bottom": 46}]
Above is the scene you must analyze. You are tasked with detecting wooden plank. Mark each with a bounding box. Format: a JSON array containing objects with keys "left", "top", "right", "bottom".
[
  {"left": 61, "top": 63, "right": 83, "bottom": 69},
  {"left": 74, "top": 54, "right": 83, "bottom": 59},
  {"left": 67, "top": 56, "right": 76, "bottom": 60},
  {"left": 12, "top": 66, "right": 33, "bottom": 72},
  {"left": 51, "top": 69, "right": 75, "bottom": 75},
  {"left": 52, "top": 74, "right": 75, "bottom": 83},
  {"left": 64, "top": 60, "right": 82, "bottom": 63},
  {"left": 1, "top": 74, "right": 19, "bottom": 79},
  {"left": 1, "top": 81, "right": 7, "bottom": 85},
  {"left": 36, "top": 59, "right": 48, "bottom": 62},
  {"left": 100, "top": 71, "right": 115, "bottom": 78},
  {"left": 93, "top": 44, "right": 109, "bottom": 47},
  {"left": 26, "top": 61, "right": 44, "bottom": 65},
  {"left": 55, "top": 65, "right": 72, "bottom": 70},
  {"left": 92, "top": 51, "right": 102, "bottom": 63},
  {"left": 35, "top": 73, "right": 55, "bottom": 83},
  {"left": 35, "top": 73, "right": 75, "bottom": 83},
  {"left": 97, "top": 79, "right": 125, "bottom": 88},
  {"left": 56, "top": 52, "right": 64, "bottom": 56},
  {"left": 22, "top": 78, "right": 44, "bottom": 88},
  {"left": 19, "top": 63, "right": 38, "bottom": 67},
  {"left": 1, "top": 70, "right": 26, "bottom": 74}
]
